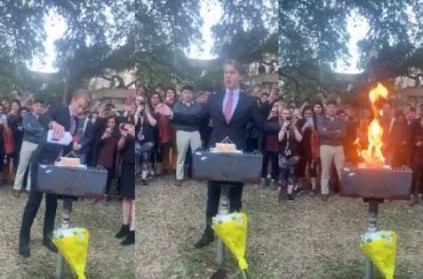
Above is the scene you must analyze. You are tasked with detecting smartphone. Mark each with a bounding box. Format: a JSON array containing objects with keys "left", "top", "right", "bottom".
[
  {"left": 306, "top": 116, "right": 314, "bottom": 126},
  {"left": 1, "top": 114, "right": 7, "bottom": 125}
]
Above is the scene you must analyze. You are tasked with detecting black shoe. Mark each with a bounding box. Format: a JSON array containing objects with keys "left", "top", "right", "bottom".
[
  {"left": 121, "top": 231, "right": 135, "bottom": 246},
  {"left": 287, "top": 194, "right": 296, "bottom": 204},
  {"left": 277, "top": 187, "right": 284, "bottom": 203},
  {"left": 115, "top": 224, "right": 130, "bottom": 239},
  {"left": 295, "top": 187, "right": 305, "bottom": 196},
  {"left": 309, "top": 189, "right": 318, "bottom": 197},
  {"left": 18, "top": 242, "right": 30, "bottom": 258},
  {"left": 265, "top": 177, "right": 271, "bottom": 187},
  {"left": 141, "top": 179, "right": 148, "bottom": 186},
  {"left": 194, "top": 232, "right": 215, "bottom": 249},
  {"left": 42, "top": 238, "right": 58, "bottom": 253}
]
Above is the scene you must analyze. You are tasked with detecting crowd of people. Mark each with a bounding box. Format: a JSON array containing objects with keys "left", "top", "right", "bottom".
[
  {"left": 0, "top": 89, "right": 137, "bottom": 258},
  {"left": 138, "top": 69, "right": 423, "bottom": 206},
  {"left": 137, "top": 60, "right": 423, "bottom": 250}
]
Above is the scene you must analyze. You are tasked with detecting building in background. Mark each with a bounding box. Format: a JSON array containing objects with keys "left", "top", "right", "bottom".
[{"left": 88, "top": 69, "right": 136, "bottom": 110}]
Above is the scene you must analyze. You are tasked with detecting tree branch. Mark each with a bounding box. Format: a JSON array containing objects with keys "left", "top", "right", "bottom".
[
  {"left": 136, "top": 60, "right": 154, "bottom": 87},
  {"left": 279, "top": 65, "right": 320, "bottom": 82},
  {"left": 126, "top": 80, "right": 137, "bottom": 88},
  {"left": 137, "top": 51, "right": 174, "bottom": 69},
  {"left": 279, "top": 72, "right": 300, "bottom": 97}
]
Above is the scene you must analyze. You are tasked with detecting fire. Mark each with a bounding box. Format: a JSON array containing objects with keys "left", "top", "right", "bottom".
[
  {"left": 357, "top": 82, "right": 388, "bottom": 167},
  {"left": 369, "top": 83, "right": 388, "bottom": 105}
]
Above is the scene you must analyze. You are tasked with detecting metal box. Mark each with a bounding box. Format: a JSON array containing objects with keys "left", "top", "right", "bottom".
[
  {"left": 340, "top": 166, "right": 412, "bottom": 200},
  {"left": 192, "top": 150, "right": 263, "bottom": 184},
  {"left": 37, "top": 164, "right": 108, "bottom": 199}
]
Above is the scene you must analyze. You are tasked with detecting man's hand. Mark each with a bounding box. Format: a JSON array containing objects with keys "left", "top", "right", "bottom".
[
  {"left": 119, "top": 124, "right": 135, "bottom": 138},
  {"left": 73, "top": 142, "right": 82, "bottom": 151},
  {"left": 50, "top": 121, "right": 65, "bottom": 139},
  {"left": 128, "top": 128, "right": 135, "bottom": 138},
  {"left": 120, "top": 129, "right": 128, "bottom": 138},
  {"left": 268, "top": 110, "right": 277, "bottom": 120},
  {"left": 102, "top": 131, "right": 111, "bottom": 139},
  {"left": 144, "top": 104, "right": 151, "bottom": 114},
  {"left": 155, "top": 103, "right": 173, "bottom": 118},
  {"left": 282, "top": 120, "right": 290, "bottom": 131}
]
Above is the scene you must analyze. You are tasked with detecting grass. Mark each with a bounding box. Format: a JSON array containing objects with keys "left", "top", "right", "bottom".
[
  {"left": 138, "top": 175, "right": 423, "bottom": 279},
  {"left": 0, "top": 184, "right": 134, "bottom": 279}
]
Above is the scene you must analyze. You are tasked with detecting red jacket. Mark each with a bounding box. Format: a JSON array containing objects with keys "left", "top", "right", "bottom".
[{"left": 3, "top": 126, "right": 14, "bottom": 155}]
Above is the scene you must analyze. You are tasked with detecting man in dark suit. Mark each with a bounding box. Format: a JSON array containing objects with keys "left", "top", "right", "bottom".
[
  {"left": 18, "top": 89, "right": 91, "bottom": 257},
  {"left": 89, "top": 108, "right": 108, "bottom": 167},
  {"left": 156, "top": 60, "right": 280, "bottom": 248},
  {"left": 73, "top": 114, "right": 94, "bottom": 165}
]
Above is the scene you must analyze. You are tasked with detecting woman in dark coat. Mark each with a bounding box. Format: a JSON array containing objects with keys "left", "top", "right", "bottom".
[
  {"left": 114, "top": 121, "right": 135, "bottom": 245},
  {"left": 97, "top": 116, "right": 120, "bottom": 201}
]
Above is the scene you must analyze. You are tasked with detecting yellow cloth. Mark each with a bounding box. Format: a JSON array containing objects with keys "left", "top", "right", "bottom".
[
  {"left": 212, "top": 212, "right": 248, "bottom": 270},
  {"left": 360, "top": 230, "right": 397, "bottom": 279},
  {"left": 52, "top": 228, "right": 90, "bottom": 279}
]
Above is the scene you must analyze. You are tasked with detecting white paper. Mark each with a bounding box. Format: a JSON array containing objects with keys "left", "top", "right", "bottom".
[
  {"left": 210, "top": 147, "right": 242, "bottom": 154},
  {"left": 54, "top": 162, "right": 87, "bottom": 169},
  {"left": 47, "top": 130, "right": 73, "bottom": 146}
]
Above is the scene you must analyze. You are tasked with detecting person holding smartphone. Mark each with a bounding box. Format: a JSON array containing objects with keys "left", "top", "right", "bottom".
[
  {"left": 260, "top": 102, "right": 281, "bottom": 188},
  {"left": 98, "top": 116, "right": 120, "bottom": 201},
  {"left": 114, "top": 119, "right": 135, "bottom": 245},
  {"left": 278, "top": 107, "right": 303, "bottom": 203},
  {"left": 296, "top": 106, "right": 319, "bottom": 196},
  {"left": 135, "top": 101, "right": 157, "bottom": 185}
]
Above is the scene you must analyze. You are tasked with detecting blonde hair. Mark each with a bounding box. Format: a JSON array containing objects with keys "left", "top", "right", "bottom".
[
  {"left": 223, "top": 60, "right": 245, "bottom": 75},
  {"left": 278, "top": 106, "right": 291, "bottom": 125},
  {"left": 72, "top": 89, "right": 91, "bottom": 105}
]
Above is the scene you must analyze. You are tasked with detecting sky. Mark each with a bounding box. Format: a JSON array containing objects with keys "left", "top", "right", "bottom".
[
  {"left": 31, "top": 1, "right": 367, "bottom": 74},
  {"left": 186, "top": 0, "right": 223, "bottom": 60},
  {"left": 186, "top": 0, "right": 369, "bottom": 74},
  {"left": 336, "top": 12, "right": 370, "bottom": 74},
  {"left": 28, "top": 11, "right": 67, "bottom": 73}
]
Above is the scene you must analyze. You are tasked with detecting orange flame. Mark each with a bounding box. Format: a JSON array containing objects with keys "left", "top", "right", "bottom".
[{"left": 357, "top": 83, "right": 388, "bottom": 167}]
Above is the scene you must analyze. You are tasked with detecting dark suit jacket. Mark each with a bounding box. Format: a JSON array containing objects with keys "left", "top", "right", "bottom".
[
  {"left": 37, "top": 105, "right": 77, "bottom": 162},
  {"left": 171, "top": 91, "right": 280, "bottom": 151},
  {"left": 75, "top": 117, "right": 93, "bottom": 154},
  {"left": 31, "top": 105, "right": 78, "bottom": 192}
]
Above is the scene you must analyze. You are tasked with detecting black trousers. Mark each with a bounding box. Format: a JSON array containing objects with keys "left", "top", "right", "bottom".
[
  {"left": 246, "top": 137, "right": 259, "bottom": 152},
  {"left": 261, "top": 151, "right": 279, "bottom": 179},
  {"left": 104, "top": 166, "right": 114, "bottom": 195},
  {"left": 19, "top": 191, "right": 58, "bottom": 243},
  {"left": 205, "top": 181, "right": 243, "bottom": 221},
  {"left": 412, "top": 163, "right": 423, "bottom": 195},
  {"left": 19, "top": 144, "right": 61, "bottom": 244}
]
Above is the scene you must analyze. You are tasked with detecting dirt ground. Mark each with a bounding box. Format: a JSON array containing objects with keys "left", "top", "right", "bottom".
[
  {"left": 138, "top": 175, "right": 423, "bottom": 279},
  {"left": 0, "top": 185, "right": 134, "bottom": 279}
]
